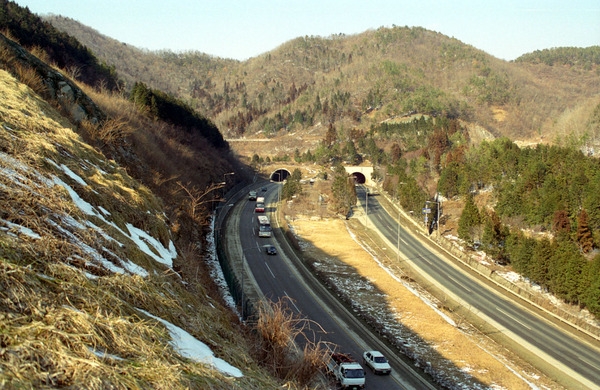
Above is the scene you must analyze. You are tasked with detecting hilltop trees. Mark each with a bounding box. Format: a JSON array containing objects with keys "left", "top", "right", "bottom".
[
  {"left": 0, "top": 0, "right": 121, "bottom": 90},
  {"left": 130, "top": 82, "right": 228, "bottom": 149}
]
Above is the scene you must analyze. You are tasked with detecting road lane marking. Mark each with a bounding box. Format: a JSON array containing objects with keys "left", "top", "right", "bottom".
[
  {"left": 447, "top": 275, "right": 472, "bottom": 293},
  {"left": 496, "top": 307, "right": 532, "bottom": 331},
  {"left": 577, "top": 356, "right": 599, "bottom": 370},
  {"left": 264, "top": 262, "right": 276, "bottom": 278},
  {"left": 283, "top": 291, "right": 301, "bottom": 312}
]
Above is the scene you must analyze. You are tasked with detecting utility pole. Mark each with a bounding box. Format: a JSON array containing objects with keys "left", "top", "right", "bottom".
[{"left": 365, "top": 187, "right": 368, "bottom": 228}]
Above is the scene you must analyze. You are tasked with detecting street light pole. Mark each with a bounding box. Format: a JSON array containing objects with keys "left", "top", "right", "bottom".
[
  {"left": 365, "top": 187, "right": 368, "bottom": 228},
  {"left": 222, "top": 172, "right": 234, "bottom": 200}
]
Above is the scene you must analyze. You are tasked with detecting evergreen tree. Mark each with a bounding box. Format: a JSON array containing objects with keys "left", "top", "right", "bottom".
[
  {"left": 281, "top": 169, "right": 302, "bottom": 200},
  {"left": 330, "top": 165, "right": 357, "bottom": 215},
  {"left": 582, "top": 255, "right": 600, "bottom": 317},
  {"left": 577, "top": 209, "right": 594, "bottom": 253},
  {"left": 506, "top": 233, "right": 535, "bottom": 276},
  {"left": 458, "top": 194, "right": 481, "bottom": 242},
  {"left": 549, "top": 238, "right": 586, "bottom": 304},
  {"left": 323, "top": 123, "right": 337, "bottom": 147},
  {"left": 389, "top": 143, "right": 402, "bottom": 163},
  {"left": 552, "top": 210, "right": 571, "bottom": 238},
  {"left": 437, "top": 162, "right": 460, "bottom": 198},
  {"left": 344, "top": 140, "right": 361, "bottom": 165},
  {"left": 530, "top": 238, "right": 553, "bottom": 291}
]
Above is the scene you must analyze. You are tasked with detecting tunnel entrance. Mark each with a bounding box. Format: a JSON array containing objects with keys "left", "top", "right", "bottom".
[
  {"left": 270, "top": 169, "right": 290, "bottom": 182},
  {"left": 351, "top": 172, "right": 366, "bottom": 184}
]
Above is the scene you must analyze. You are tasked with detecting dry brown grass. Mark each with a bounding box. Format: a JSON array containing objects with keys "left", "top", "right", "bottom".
[{"left": 0, "top": 68, "right": 287, "bottom": 389}]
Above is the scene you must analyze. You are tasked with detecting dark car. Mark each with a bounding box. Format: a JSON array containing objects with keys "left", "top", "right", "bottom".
[
  {"left": 266, "top": 245, "right": 277, "bottom": 255},
  {"left": 261, "top": 186, "right": 268, "bottom": 192}
]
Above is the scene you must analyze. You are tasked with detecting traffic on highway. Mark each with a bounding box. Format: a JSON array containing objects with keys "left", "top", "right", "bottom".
[
  {"left": 221, "top": 182, "right": 437, "bottom": 390},
  {"left": 219, "top": 182, "right": 600, "bottom": 389}
]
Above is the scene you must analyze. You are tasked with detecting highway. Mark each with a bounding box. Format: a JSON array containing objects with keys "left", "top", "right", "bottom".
[
  {"left": 357, "top": 186, "right": 600, "bottom": 389},
  {"left": 226, "top": 183, "right": 440, "bottom": 390}
]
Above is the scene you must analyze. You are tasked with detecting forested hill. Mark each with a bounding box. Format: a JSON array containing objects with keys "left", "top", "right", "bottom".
[{"left": 45, "top": 15, "right": 600, "bottom": 149}]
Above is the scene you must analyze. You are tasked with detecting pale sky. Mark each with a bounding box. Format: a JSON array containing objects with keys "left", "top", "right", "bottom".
[{"left": 13, "top": 0, "right": 600, "bottom": 61}]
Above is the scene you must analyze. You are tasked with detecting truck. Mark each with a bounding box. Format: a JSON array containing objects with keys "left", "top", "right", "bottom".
[
  {"left": 257, "top": 215, "right": 272, "bottom": 237},
  {"left": 326, "top": 352, "right": 365, "bottom": 389},
  {"left": 254, "top": 196, "right": 265, "bottom": 213}
]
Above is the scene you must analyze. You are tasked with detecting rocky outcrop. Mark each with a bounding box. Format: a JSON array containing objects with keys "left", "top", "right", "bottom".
[{"left": 0, "top": 33, "right": 105, "bottom": 125}]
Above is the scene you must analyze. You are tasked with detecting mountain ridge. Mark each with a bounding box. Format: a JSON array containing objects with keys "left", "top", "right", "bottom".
[{"left": 44, "top": 15, "right": 600, "bottom": 153}]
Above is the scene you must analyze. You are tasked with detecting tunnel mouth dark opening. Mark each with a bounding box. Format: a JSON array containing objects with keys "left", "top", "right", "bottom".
[
  {"left": 352, "top": 172, "right": 366, "bottom": 184},
  {"left": 270, "top": 169, "right": 290, "bottom": 182}
]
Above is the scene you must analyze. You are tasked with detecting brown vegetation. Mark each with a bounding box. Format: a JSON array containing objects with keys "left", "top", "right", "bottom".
[
  {"left": 48, "top": 16, "right": 600, "bottom": 151},
  {"left": 0, "top": 43, "right": 324, "bottom": 388}
]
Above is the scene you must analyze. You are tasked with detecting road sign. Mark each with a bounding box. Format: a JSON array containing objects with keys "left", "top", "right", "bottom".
[{"left": 422, "top": 208, "right": 431, "bottom": 213}]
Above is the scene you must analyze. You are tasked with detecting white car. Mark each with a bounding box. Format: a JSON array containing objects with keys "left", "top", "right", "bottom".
[{"left": 363, "top": 350, "right": 391, "bottom": 375}]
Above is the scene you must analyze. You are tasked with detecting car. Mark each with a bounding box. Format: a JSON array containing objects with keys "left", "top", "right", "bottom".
[
  {"left": 363, "top": 350, "right": 391, "bottom": 375},
  {"left": 266, "top": 245, "right": 277, "bottom": 255},
  {"left": 261, "top": 186, "right": 267, "bottom": 192}
]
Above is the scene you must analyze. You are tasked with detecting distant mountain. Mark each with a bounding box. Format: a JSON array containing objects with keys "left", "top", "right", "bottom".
[{"left": 45, "top": 15, "right": 600, "bottom": 152}]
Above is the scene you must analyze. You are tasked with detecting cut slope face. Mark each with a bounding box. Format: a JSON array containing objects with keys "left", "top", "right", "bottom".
[{"left": 0, "top": 70, "right": 275, "bottom": 388}]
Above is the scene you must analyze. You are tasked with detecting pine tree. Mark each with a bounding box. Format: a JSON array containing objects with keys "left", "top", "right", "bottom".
[
  {"left": 552, "top": 210, "right": 571, "bottom": 237},
  {"left": 323, "top": 123, "right": 337, "bottom": 147},
  {"left": 577, "top": 209, "right": 594, "bottom": 253},
  {"left": 530, "top": 238, "right": 553, "bottom": 291},
  {"left": 458, "top": 194, "right": 480, "bottom": 242}
]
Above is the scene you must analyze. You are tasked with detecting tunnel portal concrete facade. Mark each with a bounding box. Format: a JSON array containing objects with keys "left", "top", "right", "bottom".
[{"left": 345, "top": 166, "right": 374, "bottom": 186}]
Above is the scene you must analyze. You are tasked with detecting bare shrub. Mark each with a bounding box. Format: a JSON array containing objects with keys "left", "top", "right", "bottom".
[
  {"left": 252, "top": 298, "right": 330, "bottom": 388},
  {"left": 28, "top": 45, "right": 50, "bottom": 64},
  {"left": 86, "top": 116, "right": 133, "bottom": 145}
]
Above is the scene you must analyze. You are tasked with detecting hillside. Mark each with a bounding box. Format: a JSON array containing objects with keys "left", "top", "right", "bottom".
[
  {"left": 0, "top": 67, "right": 271, "bottom": 388},
  {"left": 0, "top": 8, "right": 327, "bottom": 387},
  {"left": 39, "top": 12, "right": 600, "bottom": 319},
  {"left": 45, "top": 15, "right": 600, "bottom": 155}
]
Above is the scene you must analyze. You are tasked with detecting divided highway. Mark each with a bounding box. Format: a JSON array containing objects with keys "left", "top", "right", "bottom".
[
  {"left": 223, "top": 183, "right": 439, "bottom": 390},
  {"left": 220, "top": 182, "right": 600, "bottom": 389},
  {"left": 357, "top": 186, "right": 600, "bottom": 389}
]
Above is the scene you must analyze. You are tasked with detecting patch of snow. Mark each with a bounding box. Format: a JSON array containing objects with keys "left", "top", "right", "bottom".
[
  {"left": 59, "top": 163, "right": 88, "bottom": 186},
  {"left": 0, "top": 218, "right": 41, "bottom": 239},
  {"left": 137, "top": 309, "right": 243, "bottom": 378},
  {"left": 205, "top": 215, "right": 239, "bottom": 318},
  {"left": 53, "top": 176, "right": 102, "bottom": 218},
  {"left": 125, "top": 223, "right": 176, "bottom": 268},
  {"left": 88, "top": 347, "right": 124, "bottom": 361}
]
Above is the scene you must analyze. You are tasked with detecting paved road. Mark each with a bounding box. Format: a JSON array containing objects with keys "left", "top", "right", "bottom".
[
  {"left": 358, "top": 187, "right": 600, "bottom": 389},
  {"left": 229, "top": 183, "right": 440, "bottom": 390}
]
